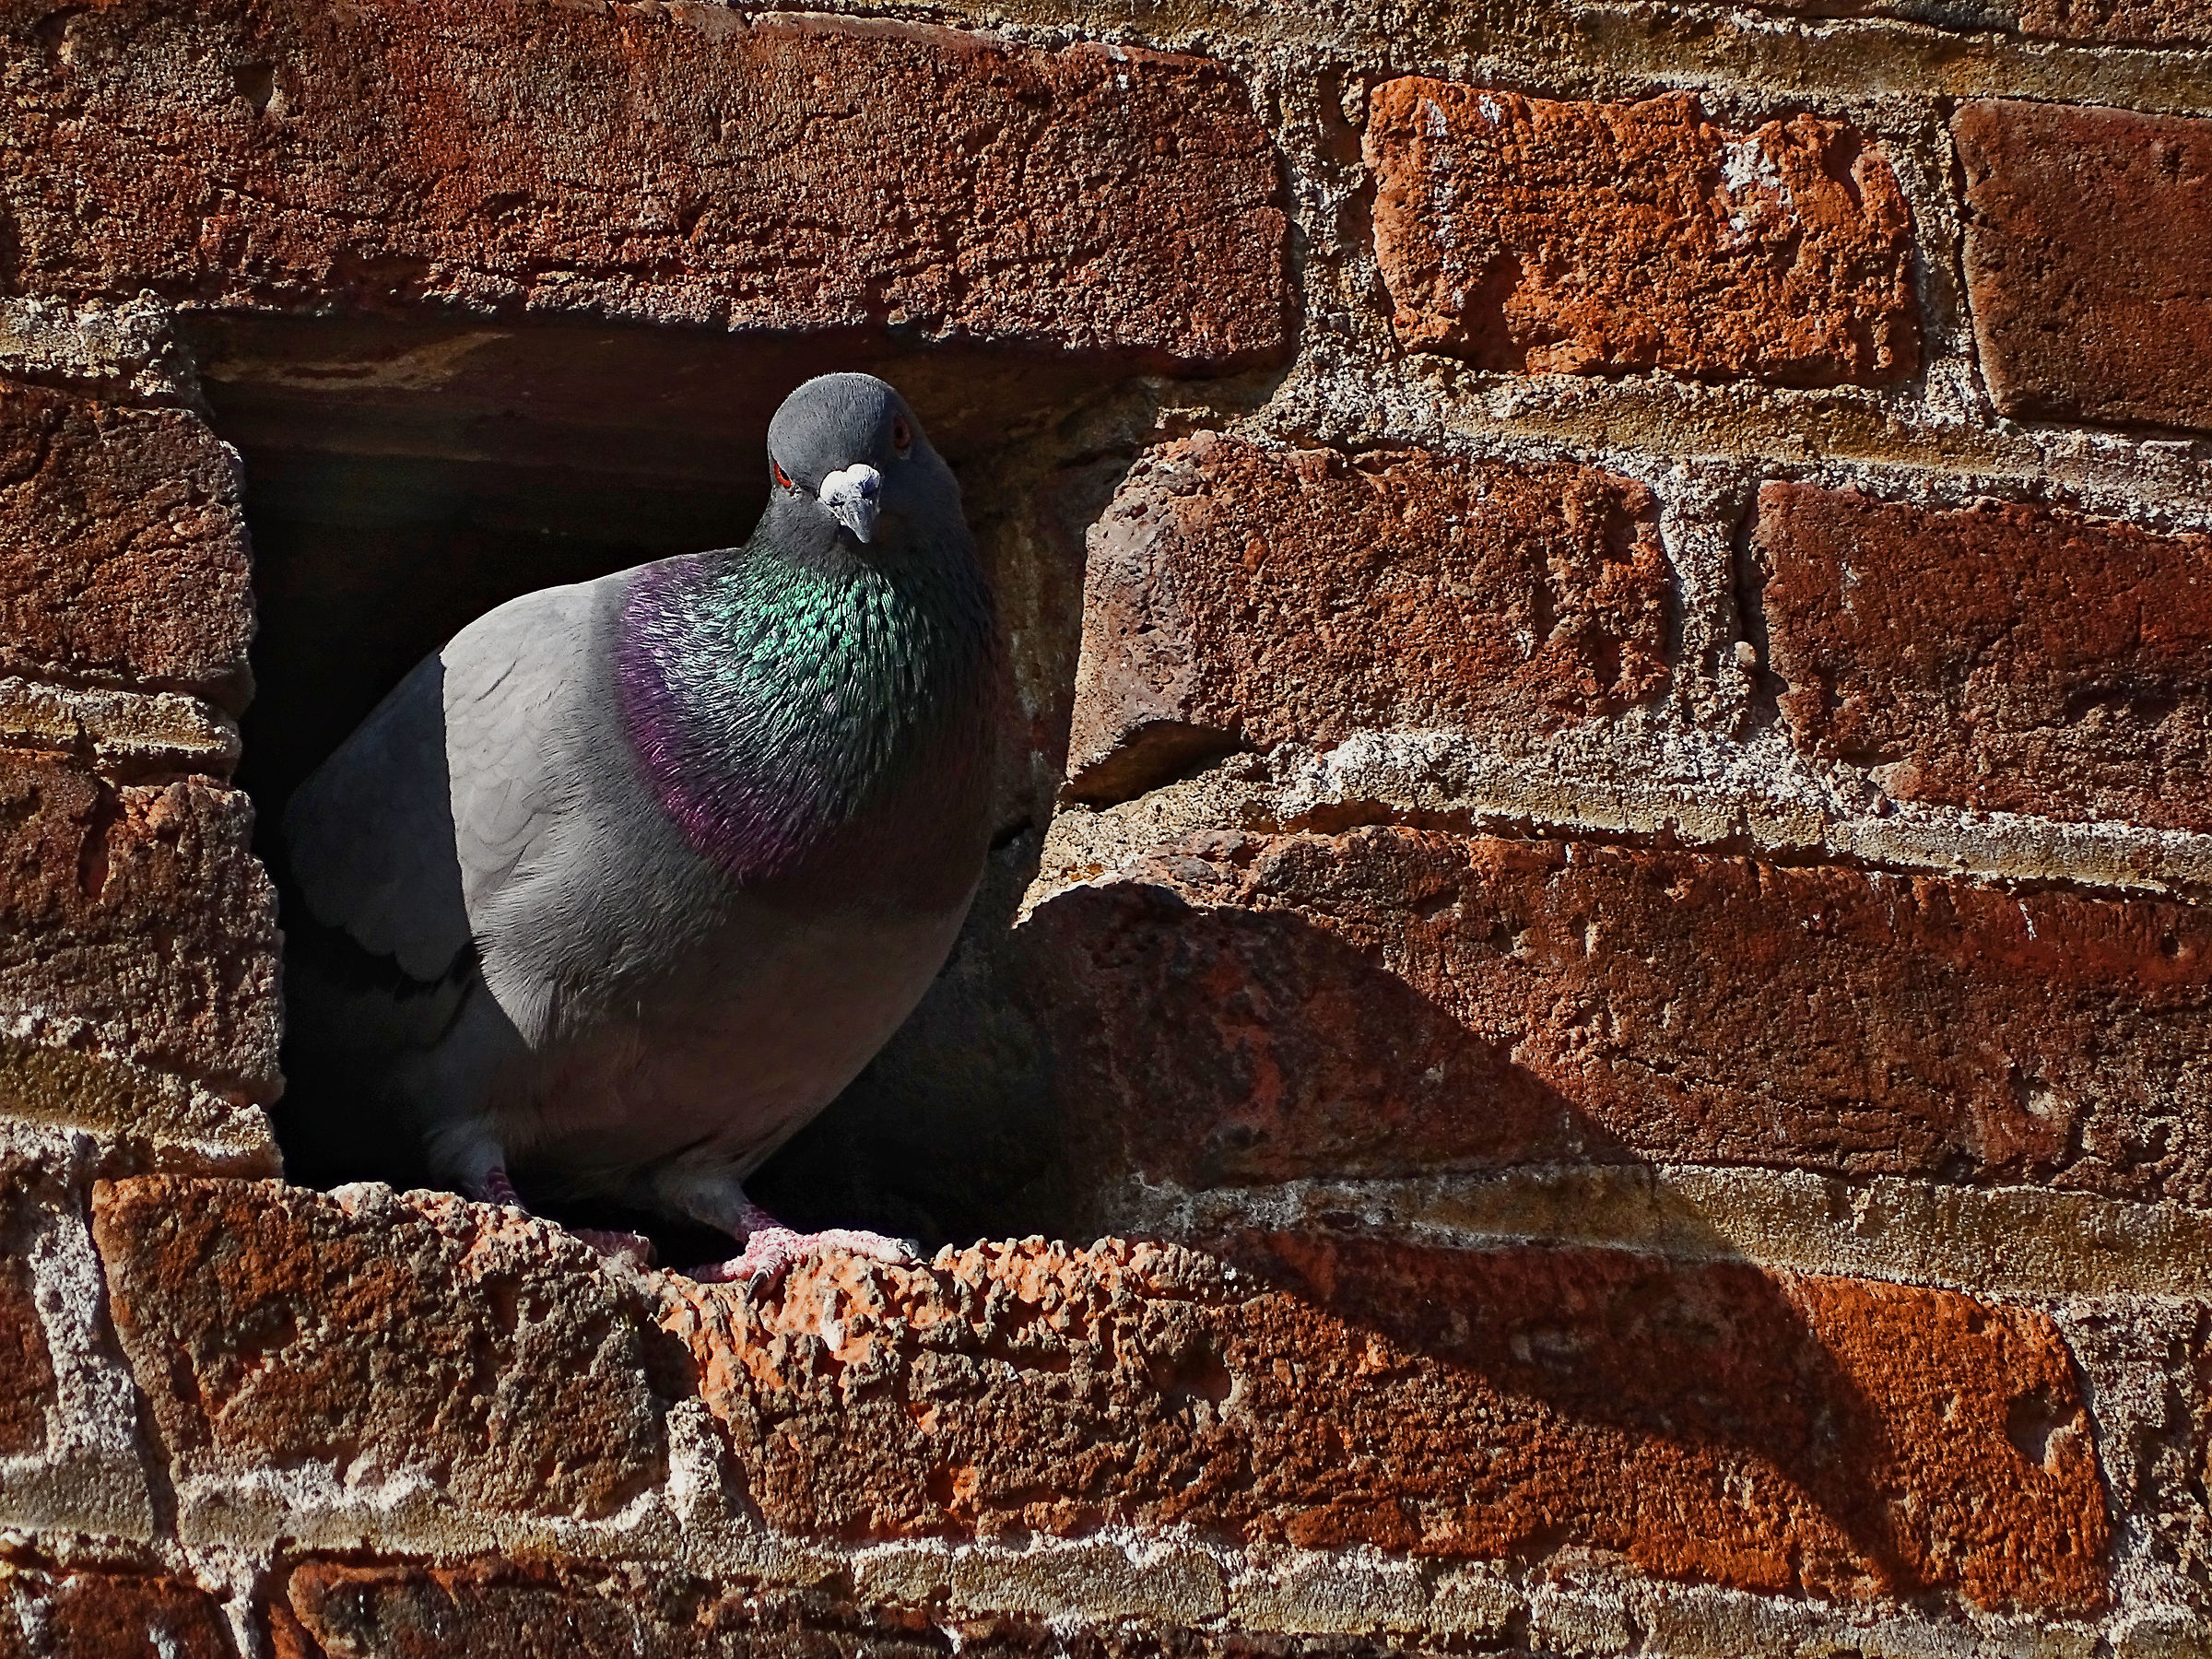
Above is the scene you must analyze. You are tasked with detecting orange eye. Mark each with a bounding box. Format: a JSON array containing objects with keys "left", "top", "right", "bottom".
[
  {"left": 890, "top": 415, "right": 912, "bottom": 454},
  {"left": 771, "top": 459, "right": 794, "bottom": 489}
]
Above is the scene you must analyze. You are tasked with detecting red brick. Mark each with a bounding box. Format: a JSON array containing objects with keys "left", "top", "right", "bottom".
[
  {"left": 0, "top": 388, "right": 253, "bottom": 712},
  {"left": 1019, "top": 830, "right": 2212, "bottom": 1204},
  {"left": 0, "top": 1147, "right": 64, "bottom": 1460},
  {"left": 90, "top": 1179, "right": 664, "bottom": 1520},
  {"left": 2017, "top": 0, "right": 2212, "bottom": 40},
  {"left": 658, "top": 1236, "right": 2107, "bottom": 1612},
  {"left": 0, "top": 3, "right": 1287, "bottom": 372},
  {"left": 2, "top": 1566, "right": 234, "bottom": 1659},
  {"left": 0, "top": 758, "right": 277, "bottom": 1105},
  {"left": 0, "top": 1251, "right": 52, "bottom": 1456},
  {"left": 1366, "top": 83, "right": 1917, "bottom": 385},
  {"left": 1755, "top": 482, "right": 2212, "bottom": 832},
  {"left": 1957, "top": 100, "right": 2212, "bottom": 432},
  {"left": 1065, "top": 435, "right": 1669, "bottom": 803}
]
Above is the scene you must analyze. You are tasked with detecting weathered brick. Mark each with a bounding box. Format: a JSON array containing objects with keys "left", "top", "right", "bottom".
[
  {"left": 1957, "top": 100, "right": 2212, "bottom": 432},
  {"left": 0, "top": 757, "right": 277, "bottom": 1106},
  {"left": 0, "top": 1140, "right": 65, "bottom": 1463},
  {"left": 0, "top": 388, "right": 253, "bottom": 712},
  {"left": 0, "top": 680, "right": 241, "bottom": 785},
  {"left": 281, "top": 1562, "right": 1037, "bottom": 1659},
  {"left": 658, "top": 1236, "right": 2107, "bottom": 1612},
  {"left": 1755, "top": 482, "right": 2212, "bottom": 833},
  {"left": 1019, "top": 830, "right": 2212, "bottom": 1205},
  {"left": 90, "top": 1179, "right": 664, "bottom": 1522},
  {"left": 0, "top": 1136, "right": 159, "bottom": 1536},
  {"left": 273, "top": 1562, "right": 938, "bottom": 1659},
  {"left": 1366, "top": 83, "right": 1917, "bottom": 385},
  {"left": 0, "top": 1562, "right": 233, "bottom": 1659},
  {"left": 0, "top": 1033, "right": 276, "bottom": 1178},
  {"left": 0, "top": 1250, "right": 52, "bottom": 1458},
  {"left": 268, "top": 1557, "right": 1426, "bottom": 1658},
  {"left": 2018, "top": 0, "right": 2212, "bottom": 41},
  {"left": 2055, "top": 1300, "right": 2212, "bottom": 1594},
  {"left": 1065, "top": 435, "right": 1669, "bottom": 803},
  {"left": 0, "top": 2, "right": 1287, "bottom": 372}
]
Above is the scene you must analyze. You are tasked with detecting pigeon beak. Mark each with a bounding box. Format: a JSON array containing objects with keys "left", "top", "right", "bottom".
[{"left": 819, "top": 463, "right": 883, "bottom": 545}]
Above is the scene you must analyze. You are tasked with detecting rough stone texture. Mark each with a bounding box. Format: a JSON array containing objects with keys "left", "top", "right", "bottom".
[
  {"left": 0, "top": 387, "right": 253, "bottom": 712},
  {"left": 268, "top": 1557, "right": 1447, "bottom": 1658},
  {"left": 1957, "top": 100, "right": 2212, "bottom": 433},
  {"left": 0, "top": 1132, "right": 161, "bottom": 1539},
  {"left": 0, "top": 757, "right": 277, "bottom": 1106},
  {"left": 658, "top": 1237, "right": 2107, "bottom": 1611},
  {"left": 1756, "top": 483, "right": 2212, "bottom": 833},
  {"left": 0, "top": 1032, "right": 276, "bottom": 1177},
  {"left": 0, "top": 296, "right": 194, "bottom": 406},
  {"left": 0, "top": 1560, "right": 234, "bottom": 1659},
  {"left": 2018, "top": 0, "right": 2212, "bottom": 41},
  {"left": 0, "top": 680, "right": 240, "bottom": 785},
  {"left": 90, "top": 1178, "right": 665, "bottom": 1523},
  {"left": 273, "top": 1561, "right": 945, "bottom": 1659},
  {"left": 1367, "top": 83, "right": 1918, "bottom": 385},
  {"left": 1065, "top": 435, "right": 1669, "bottom": 803},
  {"left": 1019, "top": 830, "right": 2212, "bottom": 1204},
  {"left": 2055, "top": 1300, "right": 2212, "bottom": 1600},
  {"left": 0, "top": 2, "right": 1288, "bottom": 372}
]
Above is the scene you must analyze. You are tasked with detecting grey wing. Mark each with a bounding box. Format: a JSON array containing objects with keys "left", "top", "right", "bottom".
[
  {"left": 283, "top": 577, "right": 620, "bottom": 991},
  {"left": 441, "top": 580, "right": 613, "bottom": 966},
  {"left": 283, "top": 650, "right": 471, "bottom": 984}
]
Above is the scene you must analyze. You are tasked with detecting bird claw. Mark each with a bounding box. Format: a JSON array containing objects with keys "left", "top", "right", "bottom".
[{"left": 688, "top": 1225, "right": 916, "bottom": 1294}]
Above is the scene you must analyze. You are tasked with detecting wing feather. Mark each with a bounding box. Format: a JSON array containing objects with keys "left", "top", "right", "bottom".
[{"left": 283, "top": 579, "right": 614, "bottom": 986}]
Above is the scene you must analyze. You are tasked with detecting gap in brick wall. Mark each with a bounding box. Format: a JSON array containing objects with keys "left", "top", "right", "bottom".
[{"left": 185, "top": 311, "right": 1123, "bottom": 1261}]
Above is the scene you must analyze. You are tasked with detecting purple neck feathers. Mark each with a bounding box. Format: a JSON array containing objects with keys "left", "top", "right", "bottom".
[{"left": 615, "top": 546, "right": 995, "bottom": 912}]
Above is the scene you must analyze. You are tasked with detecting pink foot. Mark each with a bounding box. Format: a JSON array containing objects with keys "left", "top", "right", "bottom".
[
  {"left": 689, "top": 1225, "right": 915, "bottom": 1293},
  {"left": 571, "top": 1227, "right": 654, "bottom": 1267}
]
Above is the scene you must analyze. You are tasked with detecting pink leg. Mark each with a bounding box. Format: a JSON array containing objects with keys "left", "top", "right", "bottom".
[
  {"left": 462, "top": 1166, "right": 653, "bottom": 1266},
  {"left": 463, "top": 1165, "right": 525, "bottom": 1209},
  {"left": 689, "top": 1194, "right": 913, "bottom": 1292}
]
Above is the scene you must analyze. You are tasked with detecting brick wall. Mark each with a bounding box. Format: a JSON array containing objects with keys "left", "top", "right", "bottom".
[{"left": 2, "top": 0, "right": 2210, "bottom": 1653}]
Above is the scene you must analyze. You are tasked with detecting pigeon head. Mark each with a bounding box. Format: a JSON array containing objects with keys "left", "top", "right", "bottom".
[{"left": 762, "top": 372, "right": 956, "bottom": 555}]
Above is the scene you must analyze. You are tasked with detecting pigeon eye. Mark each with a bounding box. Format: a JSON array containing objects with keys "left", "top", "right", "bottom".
[
  {"left": 890, "top": 415, "right": 912, "bottom": 455},
  {"left": 771, "top": 459, "right": 794, "bottom": 490}
]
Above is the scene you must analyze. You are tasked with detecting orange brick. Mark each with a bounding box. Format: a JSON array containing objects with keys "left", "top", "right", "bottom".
[
  {"left": 92, "top": 1179, "right": 664, "bottom": 1520},
  {"left": 659, "top": 1237, "right": 2108, "bottom": 1612},
  {"left": 1958, "top": 100, "right": 2212, "bottom": 432},
  {"left": 1367, "top": 83, "right": 1917, "bottom": 385}
]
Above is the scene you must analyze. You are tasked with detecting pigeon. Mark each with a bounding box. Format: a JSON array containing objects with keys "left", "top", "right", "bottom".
[{"left": 277, "top": 372, "right": 998, "bottom": 1286}]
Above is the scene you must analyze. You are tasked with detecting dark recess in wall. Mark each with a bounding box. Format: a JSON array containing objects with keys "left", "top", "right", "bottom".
[{"left": 189, "top": 312, "right": 1099, "bottom": 1262}]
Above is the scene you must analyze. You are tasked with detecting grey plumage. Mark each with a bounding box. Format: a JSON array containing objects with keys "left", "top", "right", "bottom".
[{"left": 278, "top": 373, "right": 997, "bottom": 1267}]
